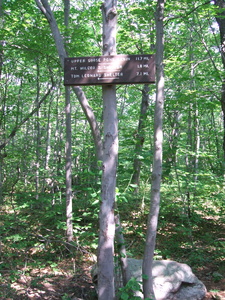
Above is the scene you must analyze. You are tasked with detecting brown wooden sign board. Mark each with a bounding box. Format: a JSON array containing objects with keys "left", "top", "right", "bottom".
[{"left": 64, "top": 54, "right": 155, "bottom": 86}]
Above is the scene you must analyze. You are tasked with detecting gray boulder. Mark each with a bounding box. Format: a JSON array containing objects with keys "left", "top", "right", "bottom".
[{"left": 91, "top": 258, "right": 207, "bottom": 300}]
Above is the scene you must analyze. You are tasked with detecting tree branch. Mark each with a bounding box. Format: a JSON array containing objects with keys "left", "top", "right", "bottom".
[
  {"left": 0, "top": 85, "right": 54, "bottom": 150},
  {"left": 165, "top": 1, "right": 211, "bottom": 26}
]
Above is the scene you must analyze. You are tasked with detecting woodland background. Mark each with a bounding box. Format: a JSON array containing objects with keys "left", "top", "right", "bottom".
[{"left": 0, "top": 0, "right": 225, "bottom": 299}]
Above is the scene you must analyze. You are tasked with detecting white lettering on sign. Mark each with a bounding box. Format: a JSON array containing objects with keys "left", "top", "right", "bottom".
[
  {"left": 71, "top": 74, "right": 80, "bottom": 78},
  {"left": 81, "top": 73, "right": 100, "bottom": 78},
  {"left": 70, "top": 58, "right": 86, "bottom": 63},
  {"left": 88, "top": 58, "right": 101, "bottom": 63},
  {"left": 102, "top": 56, "right": 131, "bottom": 62},
  {"left": 136, "top": 72, "right": 149, "bottom": 76},
  {"left": 97, "top": 64, "right": 122, "bottom": 71},
  {"left": 80, "top": 66, "right": 96, "bottom": 70},
  {"left": 103, "top": 72, "right": 123, "bottom": 77},
  {"left": 137, "top": 64, "right": 149, "bottom": 68},
  {"left": 136, "top": 56, "right": 150, "bottom": 61}
]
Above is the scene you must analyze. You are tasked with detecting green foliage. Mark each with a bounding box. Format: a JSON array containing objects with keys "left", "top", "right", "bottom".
[
  {"left": 62, "top": 294, "right": 71, "bottom": 300},
  {"left": 118, "top": 277, "right": 154, "bottom": 300},
  {"left": 212, "top": 272, "right": 223, "bottom": 283},
  {"left": 118, "top": 277, "right": 143, "bottom": 300}
]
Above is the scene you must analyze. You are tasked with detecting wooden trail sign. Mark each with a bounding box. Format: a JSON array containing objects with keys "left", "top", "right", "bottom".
[{"left": 64, "top": 54, "right": 155, "bottom": 86}]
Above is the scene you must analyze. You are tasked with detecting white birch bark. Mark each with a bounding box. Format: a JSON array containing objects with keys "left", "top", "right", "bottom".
[{"left": 142, "top": 1, "right": 165, "bottom": 299}]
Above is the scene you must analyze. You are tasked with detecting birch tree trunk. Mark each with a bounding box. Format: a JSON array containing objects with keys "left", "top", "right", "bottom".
[
  {"left": 97, "top": 1, "right": 118, "bottom": 299},
  {"left": 142, "top": 1, "right": 164, "bottom": 299}
]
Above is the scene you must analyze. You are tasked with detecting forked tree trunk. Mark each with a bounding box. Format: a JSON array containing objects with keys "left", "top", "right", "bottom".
[
  {"left": 35, "top": 0, "right": 103, "bottom": 161},
  {"left": 97, "top": 1, "right": 118, "bottom": 299},
  {"left": 142, "top": 1, "right": 165, "bottom": 299}
]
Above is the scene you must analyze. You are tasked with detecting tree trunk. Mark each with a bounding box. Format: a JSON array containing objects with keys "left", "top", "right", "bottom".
[
  {"left": 35, "top": 0, "right": 103, "bottom": 161},
  {"left": 0, "top": 0, "right": 3, "bottom": 80},
  {"left": 132, "top": 84, "right": 150, "bottom": 192},
  {"left": 35, "top": 61, "right": 41, "bottom": 202},
  {"left": 164, "top": 110, "right": 181, "bottom": 178},
  {"left": 65, "top": 86, "right": 73, "bottom": 242},
  {"left": 43, "top": 99, "right": 52, "bottom": 172},
  {"left": 115, "top": 214, "right": 130, "bottom": 286},
  {"left": 214, "top": 0, "right": 225, "bottom": 168},
  {"left": 64, "top": 0, "right": 70, "bottom": 28},
  {"left": 0, "top": 153, "right": 4, "bottom": 204},
  {"left": 97, "top": 1, "right": 118, "bottom": 299},
  {"left": 0, "top": 0, "right": 4, "bottom": 203},
  {"left": 63, "top": 0, "right": 73, "bottom": 243},
  {"left": 142, "top": 1, "right": 164, "bottom": 299}
]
